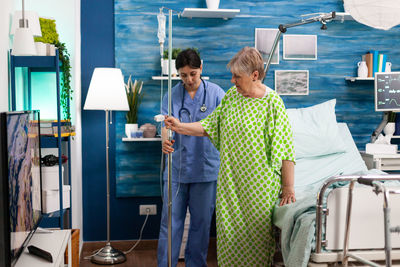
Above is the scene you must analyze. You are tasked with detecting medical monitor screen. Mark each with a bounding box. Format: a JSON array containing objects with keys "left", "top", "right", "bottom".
[{"left": 375, "top": 72, "right": 400, "bottom": 112}]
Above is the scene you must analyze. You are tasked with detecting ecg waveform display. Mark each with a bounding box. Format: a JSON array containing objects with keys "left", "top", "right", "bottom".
[{"left": 375, "top": 72, "right": 400, "bottom": 111}]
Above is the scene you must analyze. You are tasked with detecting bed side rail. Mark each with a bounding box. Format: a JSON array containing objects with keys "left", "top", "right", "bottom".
[{"left": 315, "top": 175, "right": 400, "bottom": 253}]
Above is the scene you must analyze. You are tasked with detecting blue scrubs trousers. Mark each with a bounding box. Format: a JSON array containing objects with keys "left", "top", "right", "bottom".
[{"left": 157, "top": 180, "right": 217, "bottom": 267}]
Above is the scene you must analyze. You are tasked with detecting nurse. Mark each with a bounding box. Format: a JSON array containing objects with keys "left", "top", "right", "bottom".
[{"left": 157, "top": 48, "right": 225, "bottom": 267}]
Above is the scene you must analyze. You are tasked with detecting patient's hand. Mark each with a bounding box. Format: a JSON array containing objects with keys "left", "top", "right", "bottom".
[{"left": 280, "top": 186, "right": 296, "bottom": 206}]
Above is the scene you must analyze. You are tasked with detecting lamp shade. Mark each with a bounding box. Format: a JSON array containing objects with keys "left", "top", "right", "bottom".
[
  {"left": 11, "top": 27, "right": 37, "bottom": 56},
  {"left": 10, "top": 11, "right": 42, "bottom": 37},
  {"left": 84, "top": 68, "right": 129, "bottom": 111},
  {"left": 344, "top": 0, "right": 400, "bottom": 30}
]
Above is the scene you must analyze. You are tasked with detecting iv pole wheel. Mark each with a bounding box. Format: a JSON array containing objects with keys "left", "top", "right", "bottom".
[{"left": 90, "top": 243, "right": 126, "bottom": 265}]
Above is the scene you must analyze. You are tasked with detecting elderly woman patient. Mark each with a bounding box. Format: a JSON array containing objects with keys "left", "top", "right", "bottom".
[{"left": 164, "top": 47, "right": 295, "bottom": 266}]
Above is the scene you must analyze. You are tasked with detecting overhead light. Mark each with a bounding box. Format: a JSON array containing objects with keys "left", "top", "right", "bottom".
[
  {"left": 10, "top": 11, "right": 42, "bottom": 37},
  {"left": 10, "top": 0, "right": 38, "bottom": 56},
  {"left": 11, "top": 28, "right": 37, "bottom": 56}
]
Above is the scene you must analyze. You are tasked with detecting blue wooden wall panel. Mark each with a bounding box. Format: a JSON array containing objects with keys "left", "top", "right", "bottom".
[
  {"left": 82, "top": 0, "right": 400, "bottom": 241},
  {"left": 115, "top": 0, "right": 400, "bottom": 160},
  {"left": 82, "top": 0, "right": 117, "bottom": 242}
]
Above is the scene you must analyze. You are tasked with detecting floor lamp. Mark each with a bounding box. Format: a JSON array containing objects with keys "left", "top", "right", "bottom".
[{"left": 84, "top": 68, "right": 129, "bottom": 265}]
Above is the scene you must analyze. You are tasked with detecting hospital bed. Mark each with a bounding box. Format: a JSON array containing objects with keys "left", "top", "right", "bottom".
[{"left": 273, "top": 99, "right": 400, "bottom": 267}]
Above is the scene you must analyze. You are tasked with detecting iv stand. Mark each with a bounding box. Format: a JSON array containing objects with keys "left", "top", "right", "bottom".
[
  {"left": 166, "top": 9, "right": 173, "bottom": 267},
  {"left": 263, "top": 12, "right": 336, "bottom": 81},
  {"left": 158, "top": 7, "right": 178, "bottom": 266}
]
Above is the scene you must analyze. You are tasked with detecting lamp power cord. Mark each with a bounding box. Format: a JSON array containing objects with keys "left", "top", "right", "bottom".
[
  {"left": 83, "top": 209, "right": 151, "bottom": 260},
  {"left": 123, "top": 210, "right": 150, "bottom": 255}
]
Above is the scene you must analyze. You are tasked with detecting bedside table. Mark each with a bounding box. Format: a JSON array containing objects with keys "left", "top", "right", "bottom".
[{"left": 360, "top": 152, "right": 400, "bottom": 171}]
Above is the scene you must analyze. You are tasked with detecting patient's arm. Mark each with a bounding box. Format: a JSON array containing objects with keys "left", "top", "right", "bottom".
[
  {"left": 164, "top": 116, "right": 208, "bottom": 137},
  {"left": 280, "top": 160, "right": 296, "bottom": 206}
]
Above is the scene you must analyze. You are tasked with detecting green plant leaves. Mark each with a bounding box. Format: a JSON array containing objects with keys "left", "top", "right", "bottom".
[
  {"left": 34, "top": 18, "right": 59, "bottom": 44},
  {"left": 163, "top": 47, "right": 200, "bottom": 59},
  {"left": 35, "top": 18, "right": 72, "bottom": 121},
  {"left": 125, "top": 76, "right": 144, "bottom": 124}
]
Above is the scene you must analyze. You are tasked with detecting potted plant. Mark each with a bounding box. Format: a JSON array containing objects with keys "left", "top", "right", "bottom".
[
  {"left": 162, "top": 48, "right": 181, "bottom": 76},
  {"left": 125, "top": 76, "right": 144, "bottom": 138},
  {"left": 161, "top": 48, "right": 200, "bottom": 76},
  {"left": 34, "top": 18, "right": 72, "bottom": 121}
]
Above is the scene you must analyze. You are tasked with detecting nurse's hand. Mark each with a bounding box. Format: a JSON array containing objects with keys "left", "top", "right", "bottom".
[
  {"left": 279, "top": 186, "right": 296, "bottom": 206},
  {"left": 162, "top": 139, "right": 175, "bottom": 154},
  {"left": 164, "top": 116, "right": 181, "bottom": 133}
]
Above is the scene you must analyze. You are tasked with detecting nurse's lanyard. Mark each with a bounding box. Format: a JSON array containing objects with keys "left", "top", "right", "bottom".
[{"left": 178, "top": 79, "right": 207, "bottom": 122}]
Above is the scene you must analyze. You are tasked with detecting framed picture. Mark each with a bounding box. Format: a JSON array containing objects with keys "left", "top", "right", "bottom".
[
  {"left": 255, "top": 28, "right": 279, "bottom": 64},
  {"left": 274, "top": 70, "right": 309, "bottom": 95},
  {"left": 283, "top": 34, "right": 317, "bottom": 60}
]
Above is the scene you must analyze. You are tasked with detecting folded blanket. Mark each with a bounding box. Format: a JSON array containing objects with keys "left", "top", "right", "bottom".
[{"left": 273, "top": 188, "right": 316, "bottom": 267}]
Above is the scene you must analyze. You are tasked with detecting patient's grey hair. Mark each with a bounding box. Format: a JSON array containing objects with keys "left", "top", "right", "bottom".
[{"left": 227, "top": 47, "right": 265, "bottom": 81}]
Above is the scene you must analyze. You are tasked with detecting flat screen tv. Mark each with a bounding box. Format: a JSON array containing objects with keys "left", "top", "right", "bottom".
[{"left": 0, "top": 111, "right": 42, "bottom": 267}]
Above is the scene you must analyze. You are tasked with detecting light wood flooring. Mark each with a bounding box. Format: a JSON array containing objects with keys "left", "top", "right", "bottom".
[{"left": 79, "top": 239, "right": 217, "bottom": 267}]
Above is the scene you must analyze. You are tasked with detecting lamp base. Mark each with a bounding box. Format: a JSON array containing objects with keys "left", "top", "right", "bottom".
[{"left": 90, "top": 243, "right": 126, "bottom": 265}]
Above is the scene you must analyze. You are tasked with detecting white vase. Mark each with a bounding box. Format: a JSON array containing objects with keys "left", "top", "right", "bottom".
[
  {"left": 35, "top": 42, "right": 47, "bottom": 56},
  {"left": 125, "top": 123, "right": 138, "bottom": 138},
  {"left": 385, "top": 62, "right": 392, "bottom": 72},
  {"left": 384, "top": 122, "right": 396, "bottom": 144},
  {"left": 357, "top": 61, "right": 368, "bottom": 78},
  {"left": 206, "top": 0, "right": 220, "bottom": 9},
  {"left": 384, "top": 122, "right": 396, "bottom": 136}
]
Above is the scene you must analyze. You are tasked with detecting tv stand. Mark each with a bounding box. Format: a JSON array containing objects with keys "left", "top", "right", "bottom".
[{"left": 14, "top": 229, "right": 71, "bottom": 267}]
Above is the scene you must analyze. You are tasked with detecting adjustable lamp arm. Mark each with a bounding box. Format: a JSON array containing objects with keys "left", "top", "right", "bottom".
[{"left": 263, "top": 11, "right": 336, "bottom": 80}]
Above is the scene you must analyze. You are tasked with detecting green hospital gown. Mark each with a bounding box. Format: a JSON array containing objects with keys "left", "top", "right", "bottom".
[{"left": 201, "top": 86, "right": 295, "bottom": 266}]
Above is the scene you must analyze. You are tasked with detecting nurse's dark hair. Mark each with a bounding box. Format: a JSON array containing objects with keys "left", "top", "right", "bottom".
[
  {"left": 175, "top": 48, "right": 202, "bottom": 70},
  {"left": 227, "top": 47, "right": 265, "bottom": 80}
]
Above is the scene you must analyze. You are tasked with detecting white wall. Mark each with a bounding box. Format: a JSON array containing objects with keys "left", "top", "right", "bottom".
[
  {"left": 12, "top": 0, "right": 83, "bottom": 242},
  {"left": 0, "top": 1, "right": 13, "bottom": 111}
]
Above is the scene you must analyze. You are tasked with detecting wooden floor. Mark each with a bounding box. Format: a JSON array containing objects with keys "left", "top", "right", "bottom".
[{"left": 80, "top": 239, "right": 217, "bottom": 267}]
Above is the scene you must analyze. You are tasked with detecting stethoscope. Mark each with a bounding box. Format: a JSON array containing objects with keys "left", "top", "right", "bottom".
[{"left": 178, "top": 78, "right": 207, "bottom": 122}]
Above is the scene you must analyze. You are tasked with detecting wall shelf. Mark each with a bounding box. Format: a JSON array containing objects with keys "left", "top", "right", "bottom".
[
  {"left": 152, "top": 76, "right": 209, "bottom": 80},
  {"left": 122, "top": 137, "right": 162, "bottom": 142},
  {"left": 345, "top": 77, "right": 374, "bottom": 82},
  {"left": 181, "top": 8, "right": 240, "bottom": 19}
]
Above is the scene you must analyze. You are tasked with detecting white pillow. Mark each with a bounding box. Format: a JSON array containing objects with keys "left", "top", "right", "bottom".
[{"left": 287, "top": 99, "right": 347, "bottom": 159}]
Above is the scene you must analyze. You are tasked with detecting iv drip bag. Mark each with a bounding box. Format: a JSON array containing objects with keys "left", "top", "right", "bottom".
[{"left": 157, "top": 12, "right": 166, "bottom": 44}]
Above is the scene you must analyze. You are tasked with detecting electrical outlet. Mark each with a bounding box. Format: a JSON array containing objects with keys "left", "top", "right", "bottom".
[{"left": 139, "top": 204, "right": 157, "bottom": 215}]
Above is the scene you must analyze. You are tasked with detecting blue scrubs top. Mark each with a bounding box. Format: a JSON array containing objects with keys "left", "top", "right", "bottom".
[{"left": 162, "top": 80, "right": 225, "bottom": 183}]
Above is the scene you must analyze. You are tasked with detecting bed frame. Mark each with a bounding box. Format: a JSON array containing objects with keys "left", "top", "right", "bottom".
[{"left": 310, "top": 175, "right": 400, "bottom": 266}]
